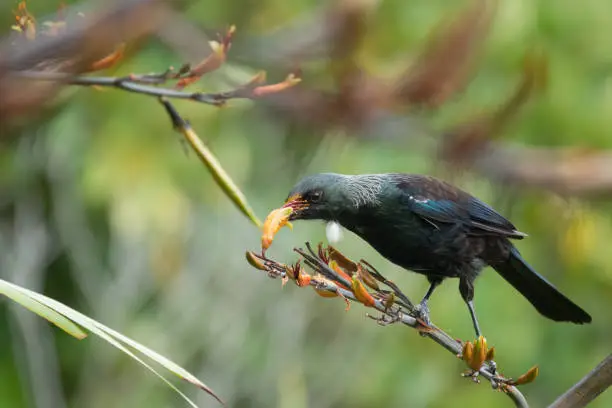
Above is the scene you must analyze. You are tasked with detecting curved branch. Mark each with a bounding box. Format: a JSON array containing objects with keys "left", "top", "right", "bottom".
[{"left": 548, "top": 354, "right": 612, "bottom": 408}]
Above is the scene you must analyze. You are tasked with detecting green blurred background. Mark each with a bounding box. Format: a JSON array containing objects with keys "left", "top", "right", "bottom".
[{"left": 0, "top": 0, "right": 611, "bottom": 407}]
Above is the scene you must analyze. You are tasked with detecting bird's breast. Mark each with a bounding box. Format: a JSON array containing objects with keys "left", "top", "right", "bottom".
[{"left": 342, "top": 215, "right": 434, "bottom": 269}]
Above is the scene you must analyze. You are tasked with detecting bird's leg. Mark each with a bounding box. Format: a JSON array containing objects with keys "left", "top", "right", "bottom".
[
  {"left": 466, "top": 300, "right": 482, "bottom": 338},
  {"left": 414, "top": 278, "right": 442, "bottom": 325},
  {"left": 459, "top": 277, "right": 482, "bottom": 338}
]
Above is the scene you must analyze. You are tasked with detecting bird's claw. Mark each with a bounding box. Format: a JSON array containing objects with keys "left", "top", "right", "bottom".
[
  {"left": 487, "top": 360, "right": 497, "bottom": 376},
  {"left": 412, "top": 301, "right": 436, "bottom": 334},
  {"left": 413, "top": 301, "right": 432, "bottom": 325}
]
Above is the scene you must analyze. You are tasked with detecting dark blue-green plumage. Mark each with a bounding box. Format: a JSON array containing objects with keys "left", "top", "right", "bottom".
[{"left": 285, "top": 173, "right": 591, "bottom": 334}]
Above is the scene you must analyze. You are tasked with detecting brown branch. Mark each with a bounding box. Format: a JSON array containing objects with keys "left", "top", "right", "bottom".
[
  {"left": 548, "top": 354, "right": 612, "bottom": 408},
  {"left": 469, "top": 145, "right": 612, "bottom": 197},
  {"left": 433, "top": 50, "right": 612, "bottom": 196},
  {"left": 250, "top": 243, "right": 530, "bottom": 408}
]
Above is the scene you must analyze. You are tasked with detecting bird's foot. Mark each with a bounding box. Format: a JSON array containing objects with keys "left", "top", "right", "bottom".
[{"left": 413, "top": 301, "right": 433, "bottom": 328}]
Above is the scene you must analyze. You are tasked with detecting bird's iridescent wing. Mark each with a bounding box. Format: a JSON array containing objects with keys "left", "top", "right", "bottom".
[
  {"left": 467, "top": 198, "right": 526, "bottom": 238},
  {"left": 392, "top": 174, "right": 526, "bottom": 239}
]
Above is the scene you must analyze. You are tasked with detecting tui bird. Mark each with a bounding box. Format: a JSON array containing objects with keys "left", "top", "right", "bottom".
[{"left": 282, "top": 173, "right": 591, "bottom": 336}]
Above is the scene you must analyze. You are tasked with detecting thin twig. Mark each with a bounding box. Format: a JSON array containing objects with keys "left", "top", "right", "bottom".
[
  {"left": 15, "top": 71, "right": 247, "bottom": 106},
  {"left": 548, "top": 354, "right": 612, "bottom": 408}
]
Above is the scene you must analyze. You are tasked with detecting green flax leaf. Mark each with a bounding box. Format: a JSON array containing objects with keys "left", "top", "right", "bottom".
[{"left": 0, "top": 279, "right": 224, "bottom": 406}]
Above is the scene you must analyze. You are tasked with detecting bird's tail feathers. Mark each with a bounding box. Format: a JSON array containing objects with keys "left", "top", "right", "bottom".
[{"left": 492, "top": 247, "right": 591, "bottom": 324}]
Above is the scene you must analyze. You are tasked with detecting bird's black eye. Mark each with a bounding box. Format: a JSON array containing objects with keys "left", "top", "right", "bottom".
[{"left": 308, "top": 190, "right": 323, "bottom": 203}]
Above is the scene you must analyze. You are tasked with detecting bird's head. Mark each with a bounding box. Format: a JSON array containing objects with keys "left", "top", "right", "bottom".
[{"left": 283, "top": 173, "right": 349, "bottom": 221}]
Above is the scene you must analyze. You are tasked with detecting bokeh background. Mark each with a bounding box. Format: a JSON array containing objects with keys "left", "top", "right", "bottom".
[{"left": 1, "top": 0, "right": 611, "bottom": 407}]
